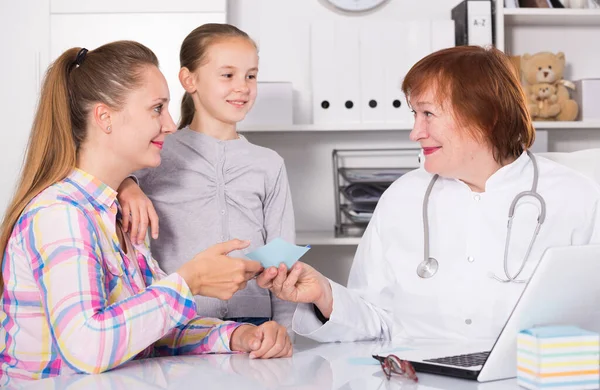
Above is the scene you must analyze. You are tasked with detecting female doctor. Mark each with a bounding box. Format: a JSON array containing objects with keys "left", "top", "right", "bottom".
[{"left": 256, "top": 45, "right": 600, "bottom": 342}]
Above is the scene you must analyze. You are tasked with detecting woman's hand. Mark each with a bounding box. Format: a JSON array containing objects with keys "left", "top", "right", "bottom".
[
  {"left": 230, "top": 321, "right": 293, "bottom": 359},
  {"left": 256, "top": 262, "right": 334, "bottom": 318},
  {"left": 117, "top": 177, "right": 158, "bottom": 245},
  {"left": 177, "top": 239, "right": 264, "bottom": 299}
]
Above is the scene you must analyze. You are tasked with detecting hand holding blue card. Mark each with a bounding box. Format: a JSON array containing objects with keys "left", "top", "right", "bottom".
[{"left": 245, "top": 238, "right": 310, "bottom": 269}]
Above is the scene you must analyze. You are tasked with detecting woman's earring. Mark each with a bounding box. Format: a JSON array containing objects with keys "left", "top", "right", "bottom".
[{"left": 107, "top": 125, "right": 112, "bottom": 133}]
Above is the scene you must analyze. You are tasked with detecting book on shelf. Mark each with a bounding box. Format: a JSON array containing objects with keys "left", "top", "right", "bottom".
[
  {"left": 518, "top": 0, "right": 565, "bottom": 7},
  {"left": 451, "top": 0, "right": 495, "bottom": 47}
]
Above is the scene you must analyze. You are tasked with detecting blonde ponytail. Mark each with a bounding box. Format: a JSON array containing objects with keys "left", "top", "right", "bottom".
[{"left": 0, "top": 41, "right": 159, "bottom": 295}]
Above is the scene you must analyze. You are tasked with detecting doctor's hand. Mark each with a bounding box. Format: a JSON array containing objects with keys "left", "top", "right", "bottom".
[
  {"left": 257, "top": 262, "right": 334, "bottom": 318},
  {"left": 117, "top": 177, "right": 159, "bottom": 245},
  {"left": 230, "top": 321, "right": 293, "bottom": 359},
  {"left": 176, "top": 239, "right": 263, "bottom": 299}
]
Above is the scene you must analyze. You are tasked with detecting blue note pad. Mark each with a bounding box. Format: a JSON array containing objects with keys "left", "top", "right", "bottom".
[{"left": 245, "top": 238, "right": 310, "bottom": 269}]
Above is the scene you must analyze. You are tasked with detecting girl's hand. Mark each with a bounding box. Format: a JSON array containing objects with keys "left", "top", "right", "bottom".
[{"left": 117, "top": 178, "right": 159, "bottom": 245}]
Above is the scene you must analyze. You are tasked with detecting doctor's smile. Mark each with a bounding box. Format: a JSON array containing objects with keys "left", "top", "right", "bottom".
[{"left": 422, "top": 146, "right": 441, "bottom": 155}]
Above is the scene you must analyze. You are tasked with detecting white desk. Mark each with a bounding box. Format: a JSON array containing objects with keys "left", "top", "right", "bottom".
[{"left": 18, "top": 340, "right": 519, "bottom": 390}]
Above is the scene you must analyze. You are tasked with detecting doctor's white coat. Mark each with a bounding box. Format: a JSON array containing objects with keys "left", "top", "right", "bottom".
[{"left": 292, "top": 152, "right": 600, "bottom": 342}]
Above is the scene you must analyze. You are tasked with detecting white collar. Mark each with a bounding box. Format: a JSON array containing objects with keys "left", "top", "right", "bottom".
[
  {"left": 485, "top": 151, "right": 531, "bottom": 191},
  {"left": 438, "top": 151, "right": 531, "bottom": 192}
]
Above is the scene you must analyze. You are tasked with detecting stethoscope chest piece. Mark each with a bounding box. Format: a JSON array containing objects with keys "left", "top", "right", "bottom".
[{"left": 417, "top": 257, "right": 439, "bottom": 279}]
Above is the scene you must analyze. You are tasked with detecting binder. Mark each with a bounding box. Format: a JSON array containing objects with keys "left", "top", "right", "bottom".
[
  {"left": 382, "top": 22, "right": 408, "bottom": 123},
  {"left": 334, "top": 22, "right": 361, "bottom": 123},
  {"left": 359, "top": 23, "right": 385, "bottom": 124},
  {"left": 405, "top": 20, "right": 433, "bottom": 77},
  {"left": 310, "top": 21, "right": 339, "bottom": 124},
  {"left": 519, "top": 0, "right": 551, "bottom": 6},
  {"left": 451, "top": 0, "right": 494, "bottom": 47},
  {"left": 382, "top": 21, "right": 431, "bottom": 124}
]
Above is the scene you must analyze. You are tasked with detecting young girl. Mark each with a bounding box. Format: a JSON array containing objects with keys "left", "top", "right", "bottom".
[
  {"left": 0, "top": 40, "right": 291, "bottom": 385},
  {"left": 117, "top": 24, "right": 296, "bottom": 328}
]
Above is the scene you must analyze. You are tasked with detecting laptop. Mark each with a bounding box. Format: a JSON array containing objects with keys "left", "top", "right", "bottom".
[{"left": 390, "top": 244, "right": 600, "bottom": 382}]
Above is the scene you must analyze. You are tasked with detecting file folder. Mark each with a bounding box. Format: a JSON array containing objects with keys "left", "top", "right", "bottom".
[
  {"left": 383, "top": 21, "right": 431, "bottom": 124},
  {"left": 334, "top": 22, "right": 361, "bottom": 123},
  {"left": 382, "top": 22, "right": 408, "bottom": 124},
  {"left": 310, "top": 21, "right": 339, "bottom": 124},
  {"left": 359, "top": 23, "right": 385, "bottom": 124}
]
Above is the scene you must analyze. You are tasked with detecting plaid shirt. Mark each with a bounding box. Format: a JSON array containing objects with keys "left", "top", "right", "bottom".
[{"left": 0, "top": 169, "right": 240, "bottom": 385}]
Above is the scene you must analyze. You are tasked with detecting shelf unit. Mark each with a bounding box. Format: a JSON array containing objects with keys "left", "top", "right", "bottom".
[
  {"left": 238, "top": 122, "right": 414, "bottom": 132},
  {"left": 239, "top": 121, "right": 600, "bottom": 132},
  {"left": 253, "top": 1, "right": 600, "bottom": 248},
  {"left": 503, "top": 8, "right": 600, "bottom": 26},
  {"left": 296, "top": 231, "right": 361, "bottom": 246},
  {"left": 531, "top": 121, "right": 600, "bottom": 129}
]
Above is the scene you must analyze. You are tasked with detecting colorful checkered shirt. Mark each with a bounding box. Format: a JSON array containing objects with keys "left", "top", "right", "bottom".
[{"left": 0, "top": 169, "right": 240, "bottom": 385}]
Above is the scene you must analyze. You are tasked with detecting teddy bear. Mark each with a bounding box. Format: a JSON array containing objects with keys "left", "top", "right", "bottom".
[
  {"left": 528, "top": 83, "right": 561, "bottom": 120},
  {"left": 520, "top": 51, "right": 578, "bottom": 121}
]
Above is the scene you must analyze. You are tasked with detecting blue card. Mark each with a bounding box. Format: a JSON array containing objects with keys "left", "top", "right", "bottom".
[{"left": 245, "top": 238, "right": 310, "bottom": 269}]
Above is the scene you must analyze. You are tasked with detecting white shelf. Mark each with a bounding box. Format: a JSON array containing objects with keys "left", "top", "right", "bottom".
[
  {"left": 238, "top": 122, "right": 414, "bottom": 132},
  {"left": 296, "top": 231, "right": 361, "bottom": 246},
  {"left": 239, "top": 121, "right": 600, "bottom": 132},
  {"left": 504, "top": 8, "right": 600, "bottom": 26},
  {"left": 533, "top": 121, "right": 600, "bottom": 129}
]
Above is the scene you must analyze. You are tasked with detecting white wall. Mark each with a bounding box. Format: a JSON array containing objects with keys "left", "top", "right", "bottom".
[
  {"left": 0, "top": 0, "right": 49, "bottom": 217},
  {"left": 0, "top": 1, "right": 225, "bottom": 220},
  {"left": 49, "top": 11, "right": 226, "bottom": 124}
]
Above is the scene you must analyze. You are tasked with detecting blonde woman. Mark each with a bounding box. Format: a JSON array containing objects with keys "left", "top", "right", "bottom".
[{"left": 0, "top": 41, "right": 291, "bottom": 385}]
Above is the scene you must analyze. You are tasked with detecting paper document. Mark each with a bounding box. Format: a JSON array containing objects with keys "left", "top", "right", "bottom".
[{"left": 246, "top": 238, "right": 310, "bottom": 269}]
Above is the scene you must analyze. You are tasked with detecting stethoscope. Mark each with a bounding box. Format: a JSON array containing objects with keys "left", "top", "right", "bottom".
[{"left": 417, "top": 151, "right": 547, "bottom": 283}]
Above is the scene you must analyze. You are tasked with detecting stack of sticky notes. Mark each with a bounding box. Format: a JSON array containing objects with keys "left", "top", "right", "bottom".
[{"left": 517, "top": 325, "right": 600, "bottom": 390}]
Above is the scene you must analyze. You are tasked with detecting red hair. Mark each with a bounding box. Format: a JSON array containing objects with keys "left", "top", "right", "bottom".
[{"left": 402, "top": 45, "right": 534, "bottom": 163}]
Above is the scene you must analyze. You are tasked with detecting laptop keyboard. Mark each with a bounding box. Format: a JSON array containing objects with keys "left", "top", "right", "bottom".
[{"left": 423, "top": 351, "right": 490, "bottom": 367}]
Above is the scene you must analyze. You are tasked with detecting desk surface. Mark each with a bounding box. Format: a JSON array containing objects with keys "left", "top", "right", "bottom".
[{"left": 18, "top": 340, "right": 519, "bottom": 390}]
